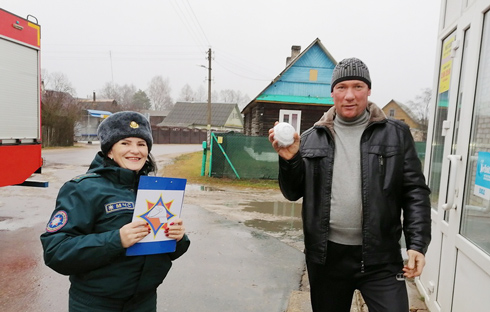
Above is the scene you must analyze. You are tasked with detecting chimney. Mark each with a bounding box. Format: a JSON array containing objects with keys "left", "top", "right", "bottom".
[
  {"left": 93, "top": 91, "right": 96, "bottom": 102},
  {"left": 286, "top": 45, "right": 301, "bottom": 66}
]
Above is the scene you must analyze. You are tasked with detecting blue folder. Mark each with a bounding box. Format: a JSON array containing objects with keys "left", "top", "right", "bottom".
[{"left": 126, "top": 176, "right": 186, "bottom": 256}]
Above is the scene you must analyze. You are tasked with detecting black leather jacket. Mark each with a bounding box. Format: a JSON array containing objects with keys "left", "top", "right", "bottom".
[{"left": 279, "top": 102, "right": 431, "bottom": 266}]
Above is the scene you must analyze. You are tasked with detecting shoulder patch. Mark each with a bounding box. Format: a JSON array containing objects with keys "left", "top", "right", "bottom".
[
  {"left": 71, "top": 173, "right": 100, "bottom": 182},
  {"left": 46, "top": 210, "right": 68, "bottom": 233}
]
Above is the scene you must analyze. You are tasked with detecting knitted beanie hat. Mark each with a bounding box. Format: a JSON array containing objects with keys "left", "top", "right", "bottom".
[
  {"left": 97, "top": 111, "right": 153, "bottom": 155},
  {"left": 331, "top": 57, "right": 371, "bottom": 91}
]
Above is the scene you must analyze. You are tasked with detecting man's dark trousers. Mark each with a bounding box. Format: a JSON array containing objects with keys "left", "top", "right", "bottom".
[{"left": 306, "top": 241, "right": 409, "bottom": 312}]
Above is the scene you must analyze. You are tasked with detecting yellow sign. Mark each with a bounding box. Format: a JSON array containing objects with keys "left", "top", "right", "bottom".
[{"left": 439, "top": 36, "right": 455, "bottom": 94}]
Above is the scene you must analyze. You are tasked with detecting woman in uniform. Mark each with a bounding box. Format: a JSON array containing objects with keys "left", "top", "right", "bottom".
[{"left": 41, "top": 111, "right": 190, "bottom": 312}]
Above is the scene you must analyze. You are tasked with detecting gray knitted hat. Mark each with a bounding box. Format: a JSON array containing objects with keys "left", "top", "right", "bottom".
[
  {"left": 331, "top": 57, "right": 371, "bottom": 91},
  {"left": 97, "top": 111, "right": 153, "bottom": 155}
]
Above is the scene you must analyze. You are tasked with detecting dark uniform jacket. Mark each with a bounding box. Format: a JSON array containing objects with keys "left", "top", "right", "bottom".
[
  {"left": 41, "top": 152, "right": 190, "bottom": 300},
  {"left": 279, "top": 102, "right": 431, "bottom": 266}
]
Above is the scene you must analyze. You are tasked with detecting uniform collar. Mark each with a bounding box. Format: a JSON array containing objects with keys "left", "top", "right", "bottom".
[{"left": 88, "top": 152, "right": 140, "bottom": 187}]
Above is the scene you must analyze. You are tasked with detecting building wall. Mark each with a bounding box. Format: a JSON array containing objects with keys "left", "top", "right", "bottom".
[
  {"left": 382, "top": 101, "right": 426, "bottom": 141},
  {"left": 244, "top": 101, "right": 332, "bottom": 136},
  {"left": 382, "top": 102, "right": 419, "bottom": 129},
  {"left": 224, "top": 107, "right": 244, "bottom": 129}
]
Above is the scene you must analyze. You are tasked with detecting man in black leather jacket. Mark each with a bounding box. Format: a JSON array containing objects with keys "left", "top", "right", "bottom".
[{"left": 269, "top": 58, "right": 431, "bottom": 312}]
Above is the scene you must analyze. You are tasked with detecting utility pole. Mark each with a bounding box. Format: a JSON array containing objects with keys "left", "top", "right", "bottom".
[{"left": 206, "top": 48, "right": 212, "bottom": 145}]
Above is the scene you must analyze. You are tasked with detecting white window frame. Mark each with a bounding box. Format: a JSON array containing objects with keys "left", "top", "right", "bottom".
[{"left": 279, "top": 109, "right": 301, "bottom": 134}]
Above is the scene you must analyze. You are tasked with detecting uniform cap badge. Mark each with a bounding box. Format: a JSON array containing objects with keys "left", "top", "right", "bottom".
[{"left": 130, "top": 121, "right": 139, "bottom": 129}]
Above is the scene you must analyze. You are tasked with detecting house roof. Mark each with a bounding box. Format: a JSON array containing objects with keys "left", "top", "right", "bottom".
[
  {"left": 157, "top": 102, "right": 241, "bottom": 127},
  {"left": 140, "top": 109, "right": 170, "bottom": 117},
  {"left": 387, "top": 99, "right": 420, "bottom": 124},
  {"left": 243, "top": 38, "right": 337, "bottom": 113}
]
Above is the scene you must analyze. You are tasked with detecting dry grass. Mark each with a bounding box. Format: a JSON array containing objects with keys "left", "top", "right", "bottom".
[{"left": 159, "top": 151, "right": 280, "bottom": 190}]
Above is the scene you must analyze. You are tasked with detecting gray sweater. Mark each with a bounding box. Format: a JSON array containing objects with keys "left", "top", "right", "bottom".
[{"left": 329, "top": 110, "right": 369, "bottom": 245}]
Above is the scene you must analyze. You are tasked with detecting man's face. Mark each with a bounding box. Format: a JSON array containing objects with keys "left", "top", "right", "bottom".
[{"left": 331, "top": 80, "right": 371, "bottom": 121}]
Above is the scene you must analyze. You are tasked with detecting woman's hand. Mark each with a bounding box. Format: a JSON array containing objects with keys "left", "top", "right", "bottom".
[
  {"left": 120, "top": 220, "right": 151, "bottom": 248},
  {"left": 165, "top": 218, "right": 185, "bottom": 242}
]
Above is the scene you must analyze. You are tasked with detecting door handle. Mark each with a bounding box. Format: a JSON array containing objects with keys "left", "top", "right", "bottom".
[{"left": 442, "top": 154, "right": 462, "bottom": 211}]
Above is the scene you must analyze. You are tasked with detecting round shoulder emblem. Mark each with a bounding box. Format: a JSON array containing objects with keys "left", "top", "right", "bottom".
[{"left": 46, "top": 210, "right": 68, "bottom": 233}]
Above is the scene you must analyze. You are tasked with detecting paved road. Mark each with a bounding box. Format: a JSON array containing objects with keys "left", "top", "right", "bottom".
[{"left": 0, "top": 144, "right": 304, "bottom": 312}]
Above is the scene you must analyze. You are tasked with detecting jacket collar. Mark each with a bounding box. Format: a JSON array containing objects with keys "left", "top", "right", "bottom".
[{"left": 314, "top": 102, "right": 387, "bottom": 133}]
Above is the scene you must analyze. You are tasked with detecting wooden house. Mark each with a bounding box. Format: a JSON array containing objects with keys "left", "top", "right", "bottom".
[
  {"left": 382, "top": 99, "right": 426, "bottom": 141},
  {"left": 241, "top": 38, "right": 337, "bottom": 136}
]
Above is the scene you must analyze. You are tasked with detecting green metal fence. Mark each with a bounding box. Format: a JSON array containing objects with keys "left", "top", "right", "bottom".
[
  {"left": 210, "top": 132, "right": 278, "bottom": 179},
  {"left": 209, "top": 132, "right": 427, "bottom": 180}
]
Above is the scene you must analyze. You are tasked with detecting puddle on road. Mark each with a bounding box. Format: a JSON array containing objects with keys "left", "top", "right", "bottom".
[
  {"left": 184, "top": 185, "right": 303, "bottom": 234},
  {"left": 240, "top": 201, "right": 303, "bottom": 233},
  {"left": 244, "top": 218, "right": 302, "bottom": 232},
  {"left": 186, "top": 184, "right": 223, "bottom": 192},
  {"left": 241, "top": 201, "right": 302, "bottom": 218}
]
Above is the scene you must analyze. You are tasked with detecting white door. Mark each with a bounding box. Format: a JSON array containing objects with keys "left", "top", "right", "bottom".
[{"left": 420, "top": 3, "right": 490, "bottom": 311}]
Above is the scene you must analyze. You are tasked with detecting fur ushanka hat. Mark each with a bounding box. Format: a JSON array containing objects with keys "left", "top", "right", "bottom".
[
  {"left": 97, "top": 111, "right": 153, "bottom": 155},
  {"left": 331, "top": 57, "right": 371, "bottom": 91}
]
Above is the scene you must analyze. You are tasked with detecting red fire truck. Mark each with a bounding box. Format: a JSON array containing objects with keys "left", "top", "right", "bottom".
[{"left": 0, "top": 8, "right": 45, "bottom": 187}]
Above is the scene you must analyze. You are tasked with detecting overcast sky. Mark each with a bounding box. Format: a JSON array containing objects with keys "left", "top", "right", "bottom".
[{"left": 2, "top": 0, "right": 442, "bottom": 107}]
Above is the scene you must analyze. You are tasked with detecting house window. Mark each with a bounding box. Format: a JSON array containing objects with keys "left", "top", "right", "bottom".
[
  {"left": 309, "top": 69, "right": 318, "bottom": 81},
  {"left": 279, "top": 109, "right": 301, "bottom": 134},
  {"left": 389, "top": 109, "right": 395, "bottom": 117}
]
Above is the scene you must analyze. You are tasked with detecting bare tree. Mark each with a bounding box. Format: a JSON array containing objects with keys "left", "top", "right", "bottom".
[
  {"left": 41, "top": 70, "right": 80, "bottom": 147},
  {"left": 177, "top": 84, "right": 250, "bottom": 110},
  {"left": 119, "top": 84, "right": 138, "bottom": 110},
  {"left": 195, "top": 85, "right": 207, "bottom": 101},
  {"left": 407, "top": 88, "right": 431, "bottom": 126},
  {"left": 147, "top": 76, "right": 173, "bottom": 110},
  {"left": 219, "top": 89, "right": 236, "bottom": 103},
  {"left": 219, "top": 89, "right": 250, "bottom": 110},
  {"left": 178, "top": 84, "right": 195, "bottom": 102},
  {"left": 99, "top": 82, "right": 120, "bottom": 103},
  {"left": 239, "top": 94, "right": 251, "bottom": 110},
  {"left": 99, "top": 83, "right": 137, "bottom": 110},
  {"left": 44, "top": 71, "right": 77, "bottom": 96},
  {"left": 211, "top": 90, "right": 220, "bottom": 103},
  {"left": 406, "top": 88, "right": 432, "bottom": 140}
]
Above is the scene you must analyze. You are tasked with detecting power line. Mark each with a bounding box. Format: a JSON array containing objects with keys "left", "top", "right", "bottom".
[
  {"left": 214, "top": 59, "right": 272, "bottom": 82},
  {"left": 215, "top": 50, "right": 273, "bottom": 80},
  {"left": 170, "top": 0, "right": 208, "bottom": 50},
  {"left": 183, "top": 0, "right": 211, "bottom": 47}
]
